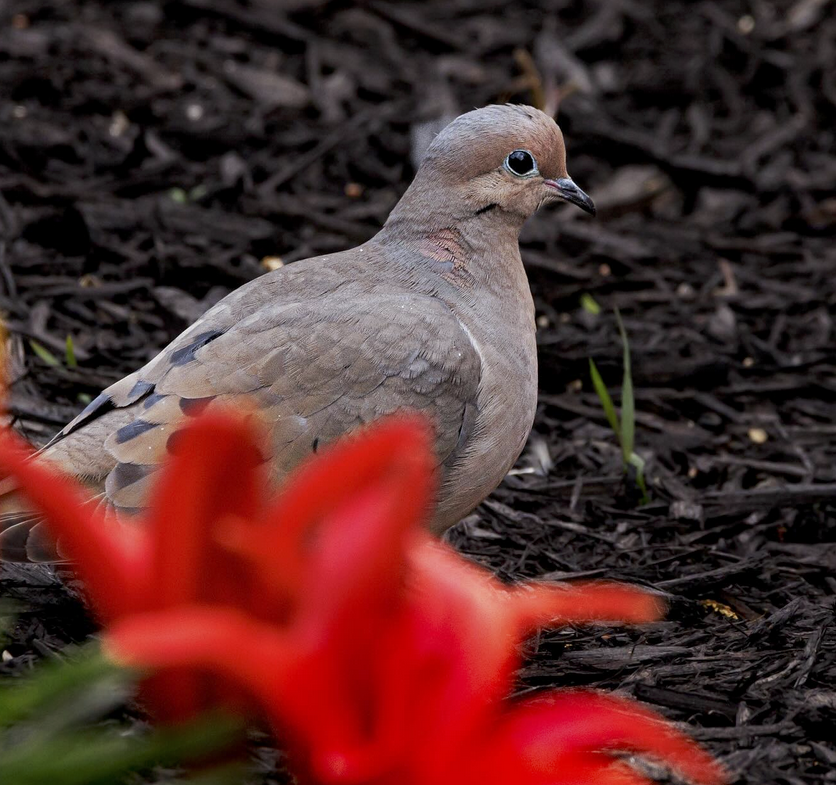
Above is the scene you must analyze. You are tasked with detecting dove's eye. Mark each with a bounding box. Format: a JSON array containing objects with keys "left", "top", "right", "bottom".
[{"left": 504, "top": 149, "right": 538, "bottom": 177}]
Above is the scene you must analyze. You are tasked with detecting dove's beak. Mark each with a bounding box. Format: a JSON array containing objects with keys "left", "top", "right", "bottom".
[{"left": 545, "top": 178, "right": 596, "bottom": 216}]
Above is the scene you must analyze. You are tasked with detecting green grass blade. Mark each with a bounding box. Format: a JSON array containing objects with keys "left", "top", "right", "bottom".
[
  {"left": 588, "top": 358, "right": 621, "bottom": 440},
  {"left": 29, "top": 340, "right": 59, "bottom": 367},
  {"left": 628, "top": 452, "right": 649, "bottom": 504},
  {"left": 0, "top": 714, "right": 244, "bottom": 785},
  {"left": 615, "top": 309, "right": 635, "bottom": 463},
  {"left": 65, "top": 335, "right": 77, "bottom": 367},
  {"left": 0, "top": 642, "right": 245, "bottom": 785},
  {"left": 580, "top": 293, "right": 602, "bottom": 315},
  {"left": 0, "top": 645, "right": 124, "bottom": 727},
  {"left": 0, "top": 599, "right": 20, "bottom": 637}
]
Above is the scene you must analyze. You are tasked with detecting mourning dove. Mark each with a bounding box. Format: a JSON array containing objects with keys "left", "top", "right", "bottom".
[{"left": 1, "top": 104, "right": 594, "bottom": 562}]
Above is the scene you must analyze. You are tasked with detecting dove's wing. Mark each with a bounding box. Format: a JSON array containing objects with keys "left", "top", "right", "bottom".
[{"left": 44, "top": 281, "right": 482, "bottom": 515}]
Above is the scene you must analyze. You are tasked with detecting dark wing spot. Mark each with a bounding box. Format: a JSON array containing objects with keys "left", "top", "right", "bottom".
[
  {"left": 115, "top": 419, "right": 157, "bottom": 444},
  {"left": 43, "top": 392, "right": 114, "bottom": 449},
  {"left": 47, "top": 375, "right": 159, "bottom": 449},
  {"left": 170, "top": 329, "right": 225, "bottom": 367},
  {"left": 312, "top": 437, "right": 320, "bottom": 453},
  {"left": 110, "top": 462, "right": 151, "bottom": 489},
  {"left": 143, "top": 392, "right": 167, "bottom": 409},
  {"left": 179, "top": 396, "right": 215, "bottom": 416},
  {"left": 475, "top": 203, "right": 498, "bottom": 216},
  {"left": 77, "top": 392, "right": 113, "bottom": 423},
  {"left": 129, "top": 379, "right": 155, "bottom": 398}
]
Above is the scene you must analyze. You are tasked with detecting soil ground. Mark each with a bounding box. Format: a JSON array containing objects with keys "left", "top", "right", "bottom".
[{"left": 1, "top": 1, "right": 835, "bottom": 783}]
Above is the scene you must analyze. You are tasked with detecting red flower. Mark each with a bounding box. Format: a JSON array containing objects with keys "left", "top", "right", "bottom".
[
  {"left": 0, "top": 412, "right": 726, "bottom": 785},
  {"left": 0, "top": 410, "right": 431, "bottom": 720}
]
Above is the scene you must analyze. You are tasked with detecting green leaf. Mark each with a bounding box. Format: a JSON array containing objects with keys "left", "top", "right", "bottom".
[
  {"left": 0, "top": 645, "right": 124, "bottom": 728},
  {"left": 588, "top": 358, "right": 621, "bottom": 440},
  {"left": 189, "top": 184, "right": 208, "bottom": 201},
  {"left": 0, "top": 645, "right": 245, "bottom": 784},
  {"left": 615, "top": 309, "right": 635, "bottom": 463},
  {"left": 628, "top": 452, "right": 649, "bottom": 504},
  {"left": 0, "top": 714, "right": 245, "bottom": 785},
  {"left": 64, "top": 335, "right": 77, "bottom": 367},
  {"left": 29, "top": 340, "right": 59, "bottom": 367},
  {"left": 0, "top": 600, "right": 20, "bottom": 644},
  {"left": 168, "top": 187, "right": 188, "bottom": 203},
  {"left": 580, "top": 293, "right": 601, "bottom": 315}
]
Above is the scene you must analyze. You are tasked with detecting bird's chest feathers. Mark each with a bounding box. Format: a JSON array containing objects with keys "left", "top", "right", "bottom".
[
  {"left": 459, "top": 291, "right": 538, "bottom": 469},
  {"left": 424, "top": 237, "right": 538, "bottom": 462}
]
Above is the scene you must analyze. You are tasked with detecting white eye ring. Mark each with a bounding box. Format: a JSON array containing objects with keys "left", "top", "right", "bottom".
[{"left": 504, "top": 149, "right": 539, "bottom": 178}]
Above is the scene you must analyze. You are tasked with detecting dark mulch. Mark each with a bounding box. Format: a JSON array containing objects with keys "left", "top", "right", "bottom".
[{"left": 1, "top": 1, "right": 835, "bottom": 782}]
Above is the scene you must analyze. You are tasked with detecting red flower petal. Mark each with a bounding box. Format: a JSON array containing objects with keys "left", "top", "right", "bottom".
[
  {"left": 300, "top": 418, "right": 435, "bottom": 639},
  {"left": 15, "top": 404, "right": 722, "bottom": 785},
  {"left": 405, "top": 543, "right": 667, "bottom": 770},
  {"left": 226, "top": 414, "right": 436, "bottom": 623},
  {"left": 146, "top": 410, "right": 267, "bottom": 614},
  {"left": 105, "top": 608, "right": 391, "bottom": 783},
  {"left": 0, "top": 430, "right": 146, "bottom": 621},
  {"left": 105, "top": 607, "right": 292, "bottom": 720},
  {"left": 478, "top": 691, "right": 726, "bottom": 785}
]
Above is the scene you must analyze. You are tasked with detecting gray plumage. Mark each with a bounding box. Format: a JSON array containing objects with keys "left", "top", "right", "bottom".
[{"left": 1, "top": 104, "right": 595, "bottom": 561}]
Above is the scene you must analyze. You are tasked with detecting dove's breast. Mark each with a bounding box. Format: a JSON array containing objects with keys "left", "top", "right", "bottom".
[{"left": 430, "top": 284, "right": 538, "bottom": 532}]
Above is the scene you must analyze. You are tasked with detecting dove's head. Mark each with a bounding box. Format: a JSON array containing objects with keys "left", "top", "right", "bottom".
[{"left": 405, "top": 104, "right": 595, "bottom": 225}]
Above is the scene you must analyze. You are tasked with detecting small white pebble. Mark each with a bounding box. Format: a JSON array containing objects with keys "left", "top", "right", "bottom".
[
  {"left": 676, "top": 282, "right": 695, "bottom": 299},
  {"left": 186, "top": 103, "right": 204, "bottom": 121},
  {"left": 748, "top": 428, "right": 768, "bottom": 444},
  {"left": 737, "top": 14, "right": 755, "bottom": 34},
  {"left": 109, "top": 110, "right": 130, "bottom": 137},
  {"left": 79, "top": 274, "right": 100, "bottom": 288}
]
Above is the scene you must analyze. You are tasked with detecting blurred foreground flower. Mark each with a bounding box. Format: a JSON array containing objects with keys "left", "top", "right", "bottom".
[{"left": 0, "top": 412, "right": 726, "bottom": 785}]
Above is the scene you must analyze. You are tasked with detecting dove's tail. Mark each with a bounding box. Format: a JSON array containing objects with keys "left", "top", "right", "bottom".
[
  {"left": 0, "top": 511, "right": 65, "bottom": 563},
  {"left": 0, "top": 478, "right": 67, "bottom": 563}
]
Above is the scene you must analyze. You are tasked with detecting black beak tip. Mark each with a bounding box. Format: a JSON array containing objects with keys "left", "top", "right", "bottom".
[{"left": 552, "top": 178, "right": 596, "bottom": 217}]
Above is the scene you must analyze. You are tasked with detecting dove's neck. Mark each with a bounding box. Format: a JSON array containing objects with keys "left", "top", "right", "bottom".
[{"left": 378, "top": 184, "right": 529, "bottom": 298}]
